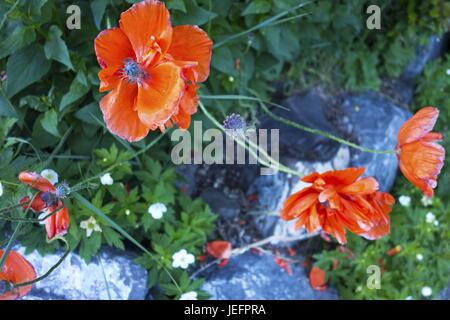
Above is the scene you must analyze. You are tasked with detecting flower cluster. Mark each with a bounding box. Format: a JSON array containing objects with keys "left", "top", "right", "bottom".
[{"left": 95, "top": 0, "right": 212, "bottom": 142}]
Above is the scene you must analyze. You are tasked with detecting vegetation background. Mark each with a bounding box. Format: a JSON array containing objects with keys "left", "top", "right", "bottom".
[{"left": 0, "top": 0, "right": 449, "bottom": 299}]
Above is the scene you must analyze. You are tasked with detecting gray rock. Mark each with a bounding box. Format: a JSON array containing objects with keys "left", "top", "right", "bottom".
[
  {"left": 340, "top": 92, "right": 412, "bottom": 191},
  {"left": 440, "top": 282, "right": 450, "bottom": 300},
  {"left": 259, "top": 89, "right": 341, "bottom": 162},
  {"left": 200, "top": 188, "right": 241, "bottom": 219},
  {"left": 201, "top": 252, "right": 338, "bottom": 300},
  {"left": 16, "top": 246, "right": 147, "bottom": 300}
]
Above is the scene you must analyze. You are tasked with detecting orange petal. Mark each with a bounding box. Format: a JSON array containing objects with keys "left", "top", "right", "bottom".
[
  {"left": 95, "top": 27, "right": 134, "bottom": 68},
  {"left": 136, "top": 61, "right": 184, "bottom": 129},
  {"left": 18, "top": 172, "right": 55, "bottom": 192},
  {"left": 281, "top": 192, "right": 317, "bottom": 220},
  {"left": 309, "top": 266, "right": 327, "bottom": 291},
  {"left": 171, "top": 83, "right": 200, "bottom": 129},
  {"left": 339, "top": 177, "right": 379, "bottom": 195},
  {"left": 119, "top": 0, "right": 172, "bottom": 63},
  {"left": 397, "top": 107, "right": 439, "bottom": 146},
  {"left": 100, "top": 78, "right": 150, "bottom": 142},
  {"left": 0, "top": 250, "right": 36, "bottom": 300},
  {"left": 168, "top": 25, "right": 212, "bottom": 83},
  {"left": 207, "top": 241, "right": 232, "bottom": 260},
  {"left": 399, "top": 140, "right": 445, "bottom": 197},
  {"left": 45, "top": 203, "right": 70, "bottom": 240},
  {"left": 98, "top": 66, "right": 122, "bottom": 93},
  {"left": 321, "top": 167, "right": 365, "bottom": 185}
]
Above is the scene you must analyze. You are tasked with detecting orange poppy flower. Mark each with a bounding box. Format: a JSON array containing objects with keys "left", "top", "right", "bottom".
[
  {"left": 95, "top": 0, "right": 212, "bottom": 142},
  {"left": 18, "top": 172, "right": 70, "bottom": 240},
  {"left": 397, "top": 107, "right": 445, "bottom": 197},
  {"left": 207, "top": 241, "right": 232, "bottom": 268},
  {"left": 281, "top": 167, "right": 395, "bottom": 244},
  {"left": 309, "top": 266, "right": 327, "bottom": 291},
  {"left": 0, "top": 250, "right": 36, "bottom": 300}
]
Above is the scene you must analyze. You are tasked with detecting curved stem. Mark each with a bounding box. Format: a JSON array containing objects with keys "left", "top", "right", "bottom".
[
  {"left": 200, "top": 94, "right": 396, "bottom": 155},
  {"left": 13, "top": 238, "right": 70, "bottom": 289},
  {"left": 198, "top": 101, "right": 302, "bottom": 177}
]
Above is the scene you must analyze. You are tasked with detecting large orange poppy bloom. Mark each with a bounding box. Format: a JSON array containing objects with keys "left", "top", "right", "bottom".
[
  {"left": 18, "top": 172, "right": 70, "bottom": 240},
  {"left": 95, "top": 0, "right": 212, "bottom": 142},
  {"left": 397, "top": 107, "right": 445, "bottom": 197},
  {"left": 281, "top": 167, "right": 395, "bottom": 244},
  {"left": 0, "top": 250, "right": 36, "bottom": 300}
]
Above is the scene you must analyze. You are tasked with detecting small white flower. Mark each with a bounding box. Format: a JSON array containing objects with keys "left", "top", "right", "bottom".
[
  {"left": 405, "top": 296, "right": 413, "bottom": 300},
  {"left": 148, "top": 203, "right": 167, "bottom": 219},
  {"left": 399, "top": 195, "right": 411, "bottom": 207},
  {"left": 434, "top": 220, "right": 440, "bottom": 227},
  {"left": 179, "top": 291, "right": 198, "bottom": 300},
  {"left": 40, "top": 169, "right": 59, "bottom": 185},
  {"left": 100, "top": 173, "right": 114, "bottom": 185},
  {"left": 80, "top": 216, "right": 102, "bottom": 238},
  {"left": 421, "top": 196, "right": 433, "bottom": 207},
  {"left": 421, "top": 286, "right": 432, "bottom": 297},
  {"left": 172, "top": 249, "right": 195, "bottom": 269},
  {"left": 416, "top": 254, "right": 424, "bottom": 261},
  {"left": 425, "top": 212, "right": 436, "bottom": 224},
  {"left": 0, "top": 182, "right": 3, "bottom": 197},
  {"left": 446, "top": 69, "right": 450, "bottom": 76},
  {"left": 125, "top": 209, "right": 131, "bottom": 216}
]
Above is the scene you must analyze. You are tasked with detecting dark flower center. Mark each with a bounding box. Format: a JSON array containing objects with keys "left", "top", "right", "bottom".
[
  {"left": 123, "top": 59, "right": 147, "bottom": 83},
  {"left": 40, "top": 191, "right": 59, "bottom": 207}
]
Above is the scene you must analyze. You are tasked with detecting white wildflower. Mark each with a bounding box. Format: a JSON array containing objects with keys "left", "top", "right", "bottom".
[
  {"left": 172, "top": 249, "right": 195, "bottom": 269},
  {"left": 416, "top": 254, "right": 424, "bottom": 261},
  {"left": 425, "top": 212, "right": 436, "bottom": 224},
  {"left": 40, "top": 169, "right": 59, "bottom": 185},
  {"left": 421, "top": 286, "right": 432, "bottom": 297},
  {"left": 0, "top": 182, "right": 3, "bottom": 197},
  {"left": 421, "top": 196, "right": 433, "bottom": 207},
  {"left": 100, "top": 173, "right": 114, "bottom": 185},
  {"left": 80, "top": 216, "right": 102, "bottom": 238},
  {"left": 399, "top": 195, "right": 411, "bottom": 207},
  {"left": 148, "top": 203, "right": 167, "bottom": 220},
  {"left": 179, "top": 291, "right": 198, "bottom": 300}
]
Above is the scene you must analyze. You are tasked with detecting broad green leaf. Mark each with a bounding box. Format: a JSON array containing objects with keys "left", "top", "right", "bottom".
[
  {"left": 166, "top": 0, "right": 186, "bottom": 13},
  {"left": 90, "top": 0, "right": 108, "bottom": 29},
  {"left": 40, "top": 109, "right": 61, "bottom": 137},
  {"left": 211, "top": 46, "right": 236, "bottom": 75},
  {"left": 59, "top": 72, "right": 90, "bottom": 111},
  {"left": 242, "top": 0, "right": 272, "bottom": 16},
  {"left": 6, "top": 44, "right": 51, "bottom": 98},
  {"left": 75, "top": 102, "right": 103, "bottom": 125},
  {"left": 173, "top": 0, "right": 217, "bottom": 25},
  {"left": 0, "top": 26, "right": 36, "bottom": 59},
  {"left": 44, "top": 25, "right": 74, "bottom": 70}
]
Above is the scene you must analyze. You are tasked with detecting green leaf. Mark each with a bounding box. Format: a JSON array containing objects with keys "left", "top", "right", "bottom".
[
  {"left": 44, "top": 25, "right": 74, "bottom": 70},
  {"left": 90, "top": 0, "right": 108, "bottom": 29},
  {"left": 40, "top": 109, "right": 61, "bottom": 137},
  {"left": 173, "top": 0, "right": 217, "bottom": 25},
  {"left": 59, "top": 72, "right": 90, "bottom": 111},
  {"left": 166, "top": 0, "right": 186, "bottom": 13},
  {"left": 242, "top": 0, "right": 272, "bottom": 16},
  {"left": 0, "top": 91, "right": 18, "bottom": 118},
  {"left": 75, "top": 102, "right": 103, "bottom": 125},
  {"left": 0, "top": 26, "right": 36, "bottom": 59},
  {"left": 6, "top": 43, "right": 51, "bottom": 98},
  {"left": 211, "top": 46, "right": 236, "bottom": 75}
]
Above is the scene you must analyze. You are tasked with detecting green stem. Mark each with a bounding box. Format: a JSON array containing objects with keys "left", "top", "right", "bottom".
[
  {"left": 200, "top": 94, "right": 396, "bottom": 155},
  {"left": 13, "top": 238, "right": 70, "bottom": 289},
  {"left": 198, "top": 101, "right": 302, "bottom": 177},
  {"left": 213, "top": 1, "right": 311, "bottom": 49}
]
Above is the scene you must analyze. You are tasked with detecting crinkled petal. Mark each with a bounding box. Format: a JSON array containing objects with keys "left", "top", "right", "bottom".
[
  {"left": 95, "top": 27, "right": 134, "bottom": 68},
  {"left": 18, "top": 172, "right": 55, "bottom": 192},
  {"left": 100, "top": 78, "right": 150, "bottom": 142},
  {"left": 397, "top": 107, "right": 439, "bottom": 146},
  {"left": 0, "top": 250, "right": 36, "bottom": 300}
]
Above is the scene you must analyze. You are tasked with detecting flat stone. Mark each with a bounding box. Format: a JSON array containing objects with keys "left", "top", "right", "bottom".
[
  {"left": 16, "top": 246, "right": 147, "bottom": 300},
  {"left": 201, "top": 252, "right": 338, "bottom": 300}
]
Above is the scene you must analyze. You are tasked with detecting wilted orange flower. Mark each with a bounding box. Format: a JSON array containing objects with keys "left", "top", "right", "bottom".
[
  {"left": 95, "top": 0, "right": 212, "bottom": 142},
  {"left": 207, "top": 241, "right": 232, "bottom": 267},
  {"left": 386, "top": 245, "right": 402, "bottom": 256},
  {"left": 281, "top": 167, "right": 395, "bottom": 244},
  {"left": 19, "top": 172, "right": 70, "bottom": 240},
  {"left": 0, "top": 250, "right": 36, "bottom": 300},
  {"left": 309, "top": 266, "right": 326, "bottom": 291},
  {"left": 397, "top": 107, "right": 445, "bottom": 197}
]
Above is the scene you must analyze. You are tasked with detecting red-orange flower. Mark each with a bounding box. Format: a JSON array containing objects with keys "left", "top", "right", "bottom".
[
  {"left": 281, "top": 167, "right": 395, "bottom": 244},
  {"left": 309, "top": 266, "right": 326, "bottom": 291},
  {"left": 0, "top": 250, "right": 36, "bottom": 300},
  {"left": 207, "top": 241, "right": 232, "bottom": 267},
  {"left": 18, "top": 172, "right": 70, "bottom": 240},
  {"left": 397, "top": 107, "right": 445, "bottom": 197},
  {"left": 95, "top": 0, "right": 212, "bottom": 142}
]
